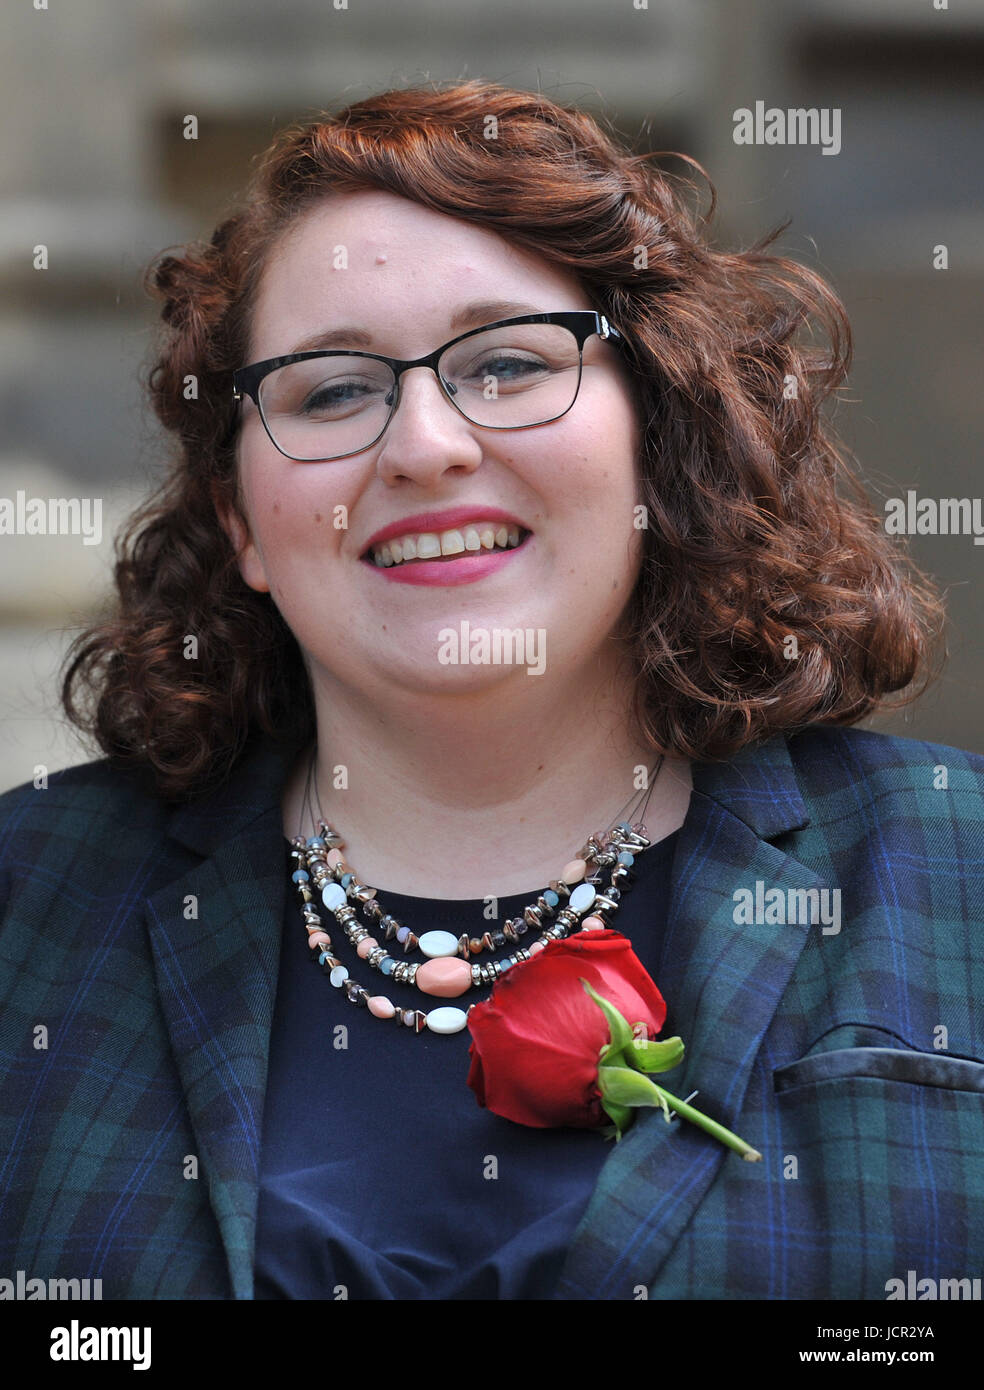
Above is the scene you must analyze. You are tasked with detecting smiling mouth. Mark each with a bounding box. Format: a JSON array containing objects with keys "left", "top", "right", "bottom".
[{"left": 363, "top": 524, "right": 531, "bottom": 568}]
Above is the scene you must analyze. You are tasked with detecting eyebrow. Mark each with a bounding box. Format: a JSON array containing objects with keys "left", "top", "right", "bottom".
[{"left": 285, "top": 300, "right": 546, "bottom": 356}]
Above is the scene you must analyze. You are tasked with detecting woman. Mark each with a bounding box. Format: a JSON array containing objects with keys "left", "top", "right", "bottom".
[{"left": 0, "top": 79, "right": 981, "bottom": 1302}]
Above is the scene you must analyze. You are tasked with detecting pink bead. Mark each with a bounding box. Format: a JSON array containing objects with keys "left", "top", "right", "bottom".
[
  {"left": 561, "top": 858, "right": 587, "bottom": 885},
  {"left": 415, "top": 956, "right": 473, "bottom": 998},
  {"left": 326, "top": 848, "right": 345, "bottom": 867},
  {"left": 368, "top": 996, "right": 395, "bottom": 1019},
  {"left": 581, "top": 915, "right": 606, "bottom": 931},
  {"left": 529, "top": 940, "right": 547, "bottom": 955},
  {"left": 306, "top": 931, "right": 331, "bottom": 948},
  {"left": 356, "top": 936, "right": 379, "bottom": 959}
]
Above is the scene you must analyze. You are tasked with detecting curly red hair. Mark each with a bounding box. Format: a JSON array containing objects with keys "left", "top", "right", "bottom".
[{"left": 61, "top": 78, "right": 943, "bottom": 799}]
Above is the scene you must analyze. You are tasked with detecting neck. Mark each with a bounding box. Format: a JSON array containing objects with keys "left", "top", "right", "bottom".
[{"left": 281, "top": 650, "right": 692, "bottom": 899}]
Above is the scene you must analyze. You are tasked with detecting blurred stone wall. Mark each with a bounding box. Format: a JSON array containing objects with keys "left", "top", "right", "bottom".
[{"left": 2, "top": 0, "right": 981, "bottom": 791}]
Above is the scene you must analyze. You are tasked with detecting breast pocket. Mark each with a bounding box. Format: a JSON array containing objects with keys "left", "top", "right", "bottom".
[{"left": 767, "top": 1044, "right": 984, "bottom": 1299}]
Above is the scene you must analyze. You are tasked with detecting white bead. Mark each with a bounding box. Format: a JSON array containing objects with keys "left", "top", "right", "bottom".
[
  {"left": 321, "top": 882, "right": 346, "bottom": 910},
  {"left": 418, "top": 930, "right": 459, "bottom": 959},
  {"left": 425, "top": 1006, "right": 468, "bottom": 1035},
  {"left": 569, "top": 882, "right": 597, "bottom": 914},
  {"left": 329, "top": 965, "right": 349, "bottom": 987}
]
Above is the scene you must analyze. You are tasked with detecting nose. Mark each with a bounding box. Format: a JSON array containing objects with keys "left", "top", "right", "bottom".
[{"left": 372, "top": 365, "right": 483, "bottom": 486}]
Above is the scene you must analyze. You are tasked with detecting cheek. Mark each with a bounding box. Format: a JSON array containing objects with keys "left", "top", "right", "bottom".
[
  {"left": 237, "top": 467, "right": 315, "bottom": 601},
  {"left": 243, "top": 453, "right": 344, "bottom": 539},
  {"left": 555, "top": 396, "right": 642, "bottom": 529}
]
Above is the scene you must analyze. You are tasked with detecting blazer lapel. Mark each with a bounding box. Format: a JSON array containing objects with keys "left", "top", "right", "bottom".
[
  {"left": 556, "top": 736, "right": 831, "bottom": 1299},
  {"left": 143, "top": 735, "right": 304, "bottom": 1299}
]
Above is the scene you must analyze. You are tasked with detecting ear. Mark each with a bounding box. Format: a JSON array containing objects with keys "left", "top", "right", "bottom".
[{"left": 211, "top": 481, "right": 270, "bottom": 594}]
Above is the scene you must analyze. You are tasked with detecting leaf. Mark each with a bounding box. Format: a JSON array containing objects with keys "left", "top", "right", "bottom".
[
  {"left": 627, "top": 1036, "right": 685, "bottom": 1074},
  {"left": 581, "top": 978, "right": 634, "bottom": 1065}
]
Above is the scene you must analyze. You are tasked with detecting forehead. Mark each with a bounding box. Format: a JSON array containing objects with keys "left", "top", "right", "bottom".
[{"left": 248, "top": 188, "right": 592, "bottom": 359}]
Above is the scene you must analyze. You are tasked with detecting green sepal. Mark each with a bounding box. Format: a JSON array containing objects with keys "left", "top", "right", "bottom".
[
  {"left": 627, "top": 1036, "right": 685, "bottom": 1074},
  {"left": 599, "top": 1064, "right": 672, "bottom": 1122},
  {"left": 599, "top": 1095, "right": 635, "bottom": 1141},
  {"left": 581, "top": 978, "right": 634, "bottom": 1066}
]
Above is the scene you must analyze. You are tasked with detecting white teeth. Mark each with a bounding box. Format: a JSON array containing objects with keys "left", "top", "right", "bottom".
[
  {"left": 416, "top": 533, "right": 442, "bottom": 560},
  {"left": 369, "top": 522, "right": 526, "bottom": 566}
]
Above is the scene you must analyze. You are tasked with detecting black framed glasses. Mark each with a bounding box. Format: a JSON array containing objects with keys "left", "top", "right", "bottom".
[{"left": 230, "top": 310, "right": 624, "bottom": 462}]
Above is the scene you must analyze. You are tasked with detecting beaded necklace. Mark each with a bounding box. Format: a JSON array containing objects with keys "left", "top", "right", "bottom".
[{"left": 287, "top": 751, "right": 664, "bottom": 1036}]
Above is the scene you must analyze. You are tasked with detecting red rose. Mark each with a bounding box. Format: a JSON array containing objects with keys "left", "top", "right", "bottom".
[{"left": 466, "top": 930, "right": 667, "bottom": 1129}]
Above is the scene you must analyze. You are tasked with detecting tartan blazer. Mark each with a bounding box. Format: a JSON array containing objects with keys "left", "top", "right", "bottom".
[{"left": 0, "top": 725, "right": 981, "bottom": 1300}]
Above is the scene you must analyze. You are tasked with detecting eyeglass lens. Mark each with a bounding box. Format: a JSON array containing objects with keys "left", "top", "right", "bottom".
[{"left": 256, "top": 322, "right": 583, "bottom": 460}]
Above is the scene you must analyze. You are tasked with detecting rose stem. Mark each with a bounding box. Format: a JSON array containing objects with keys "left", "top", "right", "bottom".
[{"left": 654, "top": 1085, "right": 762, "bottom": 1161}]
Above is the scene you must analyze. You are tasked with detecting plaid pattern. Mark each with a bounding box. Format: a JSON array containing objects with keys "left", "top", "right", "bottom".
[{"left": 0, "top": 727, "right": 981, "bottom": 1299}]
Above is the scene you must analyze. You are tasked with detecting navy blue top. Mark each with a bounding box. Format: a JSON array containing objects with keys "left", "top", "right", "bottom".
[{"left": 253, "top": 829, "right": 679, "bottom": 1300}]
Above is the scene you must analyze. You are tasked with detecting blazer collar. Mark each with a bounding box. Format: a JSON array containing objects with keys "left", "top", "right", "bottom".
[
  {"left": 163, "top": 733, "right": 308, "bottom": 856},
  {"left": 689, "top": 732, "right": 811, "bottom": 839},
  {"left": 145, "top": 729, "right": 819, "bottom": 1299}
]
